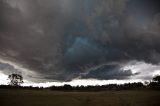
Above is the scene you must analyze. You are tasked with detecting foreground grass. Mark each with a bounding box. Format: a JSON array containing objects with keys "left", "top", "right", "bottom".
[{"left": 0, "top": 89, "right": 160, "bottom": 106}]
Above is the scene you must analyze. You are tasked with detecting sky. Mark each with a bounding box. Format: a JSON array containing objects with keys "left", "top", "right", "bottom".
[{"left": 0, "top": 0, "right": 160, "bottom": 86}]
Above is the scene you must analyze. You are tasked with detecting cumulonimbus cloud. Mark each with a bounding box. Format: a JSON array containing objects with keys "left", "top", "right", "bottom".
[{"left": 0, "top": 0, "right": 160, "bottom": 82}]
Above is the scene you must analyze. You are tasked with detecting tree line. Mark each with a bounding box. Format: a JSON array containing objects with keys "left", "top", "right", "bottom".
[{"left": 0, "top": 74, "right": 160, "bottom": 91}]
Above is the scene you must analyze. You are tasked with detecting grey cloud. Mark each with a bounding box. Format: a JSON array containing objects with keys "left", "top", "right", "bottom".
[
  {"left": 0, "top": 0, "right": 160, "bottom": 82},
  {"left": 0, "top": 62, "right": 21, "bottom": 75},
  {"left": 0, "top": 61, "right": 44, "bottom": 82},
  {"left": 81, "top": 64, "right": 136, "bottom": 80}
]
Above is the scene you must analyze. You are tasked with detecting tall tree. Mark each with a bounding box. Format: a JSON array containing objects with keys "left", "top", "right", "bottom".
[{"left": 8, "top": 74, "right": 23, "bottom": 86}]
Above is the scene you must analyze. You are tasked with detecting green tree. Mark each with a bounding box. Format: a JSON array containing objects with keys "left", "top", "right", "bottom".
[
  {"left": 153, "top": 75, "right": 160, "bottom": 83},
  {"left": 8, "top": 74, "right": 23, "bottom": 86}
]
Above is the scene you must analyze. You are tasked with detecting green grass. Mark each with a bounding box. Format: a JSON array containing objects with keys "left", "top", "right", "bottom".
[{"left": 0, "top": 89, "right": 160, "bottom": 106}]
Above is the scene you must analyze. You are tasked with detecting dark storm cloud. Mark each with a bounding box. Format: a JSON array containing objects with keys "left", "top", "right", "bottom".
[
  {"left": 81, "top": 64, "right": 135, "bottom": 80},
  {"left": 0, "top": 61, "right": 40, "bottom": 81},
  {"left": 0, "top": 0, "right": 160, "bottom": 82},
  {"left": 0, "top": 62, "right": 20, "bottom": 74}
]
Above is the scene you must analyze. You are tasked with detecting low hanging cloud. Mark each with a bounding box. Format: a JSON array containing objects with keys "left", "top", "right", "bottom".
[
  {"left": 0, "top": 0, "right": 160, "bottom": 82},
  {"left": 81, "top": 64, "right": 135, "bottom": 80},
  {"left": 0, "top": 62, "right": 21, "bottom": 75}
]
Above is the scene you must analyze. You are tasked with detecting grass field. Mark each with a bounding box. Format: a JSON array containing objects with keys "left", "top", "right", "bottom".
[{"left": 0, "top": 89, "right": 160, "bottom": 106}]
